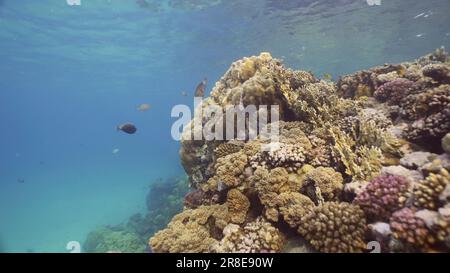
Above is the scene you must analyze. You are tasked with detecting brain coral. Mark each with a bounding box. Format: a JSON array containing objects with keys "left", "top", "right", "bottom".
[
  {"left": 213, "top": 217, "right": 284, "bottom": 253},
  {"left": 353, "top": 175, "right": 410, "bottom": 222},
  {"left": 226, "top": 189, "right": 250, "bottom": 224},
  {"left": 252, "top": 167, "right": 304, "bottom": 221},
  {"left": 149, "top": 205, "right": 230, "bottom": 253},
  {"left": 214, "top": 142, "right": 244, "bottom": 159},
  {"left": 297, "top": 202, "right": 367, "bottom": 253},
  {"left": 275, "top": 192, "right": 314, "bottom": 228},
  {"left": 303, "top": 166, "right": 344, "bottom": 202},
  {"left": 215, "top": 151, "right": 248, "bottom": 188}
]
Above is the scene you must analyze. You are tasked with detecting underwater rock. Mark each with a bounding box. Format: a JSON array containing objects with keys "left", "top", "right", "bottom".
[
  {"left": 380, "top": 165, "right": 423, "bottom": 183},
  {"left": 400, "top": 151, "right": 437, "bottom": 169},
  {"left": 443, "top": 133, "right": 450, "bottom": 154}
]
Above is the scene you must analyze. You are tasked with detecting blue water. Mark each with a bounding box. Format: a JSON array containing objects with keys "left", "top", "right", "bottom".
[{"left": 0, "top": 0, "right": 449, "bottom": 252}]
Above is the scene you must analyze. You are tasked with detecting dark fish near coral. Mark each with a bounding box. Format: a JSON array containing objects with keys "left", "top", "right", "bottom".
[
  {"left": 117, "top": 123, "right": 137, "bottom": 134},
  {"left": 194, "top": 78, "right": 207, "bottom": 98}
]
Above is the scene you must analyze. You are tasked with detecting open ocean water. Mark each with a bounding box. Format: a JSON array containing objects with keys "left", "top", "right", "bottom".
[{"left": 0, "top": 0, "right": 449, "bottom": 253}]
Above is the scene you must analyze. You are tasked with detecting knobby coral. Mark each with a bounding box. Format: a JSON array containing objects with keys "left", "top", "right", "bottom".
[
  {"left": 354, "top": 175, "right": 410, "bottom": 222},
  {"left": 297, "top": 202, "right": 367, "bottom": 253}
]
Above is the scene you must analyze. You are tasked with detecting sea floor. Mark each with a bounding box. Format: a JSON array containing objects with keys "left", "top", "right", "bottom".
[{"left": 0, "top": 163, "right": 175, "bottom": 253}]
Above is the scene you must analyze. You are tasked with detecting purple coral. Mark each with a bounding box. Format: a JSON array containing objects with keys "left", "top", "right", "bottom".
[
  {"left": 390, "top": 207, "right": 433, "bottom": 249},
  {"left": 353, "top": 175, "right": 410, "bottom": 222},
  {"left": 374, "top": 78, "right": 417, "bottom": 104}
]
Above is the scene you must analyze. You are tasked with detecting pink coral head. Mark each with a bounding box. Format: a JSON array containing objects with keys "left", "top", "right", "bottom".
[
  {"left": 374, "top": 78, "right": 417, "bottom": 104},
  {"left": 353, "top": 174, "right": 410, "bottom": 222}
]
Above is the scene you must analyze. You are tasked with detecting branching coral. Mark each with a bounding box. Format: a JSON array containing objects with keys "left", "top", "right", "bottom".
[
  {"left": 329, "top": 126, "right": 383, "bottom": 180},
  {"left": 297, "top": 202, "right": 367, "bottom": 253},
  {"left": 353, "top": 175, "right": 410, "bottom": 222},
  {"left": 213, "top": 217, "right": 284, "bottom": 253}
]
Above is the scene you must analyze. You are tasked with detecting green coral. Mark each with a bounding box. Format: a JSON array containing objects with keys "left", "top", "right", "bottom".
[{"left": 84, "top": 227, "right": 147, "bottom": 253}]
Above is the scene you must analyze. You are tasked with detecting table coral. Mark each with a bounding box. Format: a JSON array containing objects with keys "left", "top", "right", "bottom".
[{"left": 297, "top": 202, "right": 367, "bottom": 253}]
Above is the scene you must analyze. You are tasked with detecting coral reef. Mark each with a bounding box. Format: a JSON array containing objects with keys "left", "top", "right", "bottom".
[{"left": 151, "top": 49, "right": 450, "bottom": 253}]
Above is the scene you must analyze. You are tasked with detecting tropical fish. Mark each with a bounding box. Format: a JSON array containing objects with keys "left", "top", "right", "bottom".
[
  {"left": 117, "top": 123, "right": 137, "bottom": 134},
  {"left": 181, "top": 91, "right": 188, "bottom": 97},
  {"left": 416, "top": 33, "right": 424, "bottom": 38},
  {"left": 112, "top": 148, "right": 120, "bottom": 154},
  {"left": 323, "top": 73, "right": 333, "bottom": 81},
  {"left": 17, "top": 178, "right": 25, "bottom": 184},
  {"left": 194, "top": 78, "right": 207, "bottom": 98},
  {"left": 137, "top": 103, "right": 151, "bottom": 111}
]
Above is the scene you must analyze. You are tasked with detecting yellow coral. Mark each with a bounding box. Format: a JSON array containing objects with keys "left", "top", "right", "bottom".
[
  {"left": 304, "top": 166, "right": 344, "bottom": 201},
  {"left": 213, "top": 217, "right": 284, "bottom": 253},
  {"left": 149, "top": 205, "right": 230, "bottom": 253},
  {"left": 413, "top": 169, "right": 450, "bottom": 210},
  {"left": 297, "top": 202, "right": 367, "bottom": 253},
  {"left": 275, "top": 192, "right": 314, "bottom": 228},
  {"left": 226, "top": 189, "right": 250, "bottom": 224},
  {"left": 215, "top": 152, "right": 248, "bottom": 187}
]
